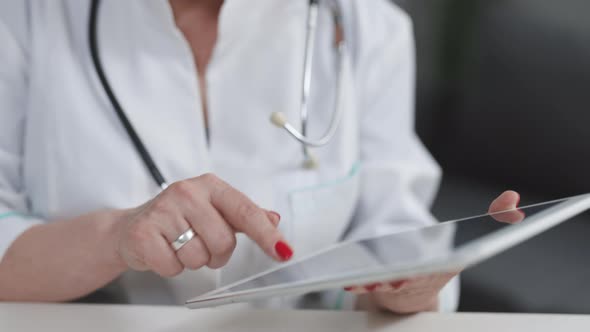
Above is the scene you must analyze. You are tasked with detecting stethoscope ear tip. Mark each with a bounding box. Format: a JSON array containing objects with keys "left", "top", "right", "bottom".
[{"left": 270, "top": 112, "right": 288, "bottom": 128}]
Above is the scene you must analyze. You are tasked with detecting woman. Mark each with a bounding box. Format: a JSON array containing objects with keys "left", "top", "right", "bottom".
[{"left": 0, "top": 0, "right": 520, "bottom": 312}]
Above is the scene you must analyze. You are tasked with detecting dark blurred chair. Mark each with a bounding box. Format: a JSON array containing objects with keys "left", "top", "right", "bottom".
[{"left": 394, "top": 0, "right": 590, "bottom": 313}]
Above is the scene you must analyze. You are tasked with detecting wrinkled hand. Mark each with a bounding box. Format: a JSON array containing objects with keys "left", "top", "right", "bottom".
[
  {"left": 115, "top": 174, "right": 292, "bottom": 278},
  {"left": 346, "top": 190, "right": 522, "bottom": 314}
]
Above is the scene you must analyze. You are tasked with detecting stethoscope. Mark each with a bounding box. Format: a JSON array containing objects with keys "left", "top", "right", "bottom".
[{"left": 89, "top": 0, "right": 346, "bottom": 190}]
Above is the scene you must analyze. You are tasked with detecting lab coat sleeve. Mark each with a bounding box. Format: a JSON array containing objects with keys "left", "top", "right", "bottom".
[
  {"left": 342, "top": 1, "right": 459, "bottom": 312},
  {"left": 0, "top": 2, "right": 43, "bottom": 261}
]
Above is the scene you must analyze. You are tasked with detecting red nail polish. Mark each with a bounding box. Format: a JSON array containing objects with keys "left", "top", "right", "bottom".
[
  {"left": 366, "top": 283, "right": 378, "bottom": 292},
  {"left": 274, "top": 241, "right": 293, "bottom": 261},
  {"left": 344, "top": 287, "right": 353, "bottom": 291}
]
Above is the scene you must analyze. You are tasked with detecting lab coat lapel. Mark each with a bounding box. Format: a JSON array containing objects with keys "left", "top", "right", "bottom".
[
  {"left": 207, "top": 0, "right": 308, "bottom": 189},
  {"left": 96, "top": 0, "right": 211, "bottom": 186}
]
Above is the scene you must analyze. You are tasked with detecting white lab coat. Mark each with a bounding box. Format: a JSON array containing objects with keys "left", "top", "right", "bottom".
[{"left": 0, "top": 0, "right": 457, "bottom": 310}]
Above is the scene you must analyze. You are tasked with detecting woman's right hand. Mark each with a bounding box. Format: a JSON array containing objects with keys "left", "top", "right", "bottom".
[{"left": 114, "top": 173, "right": 293, "bottom": 277}]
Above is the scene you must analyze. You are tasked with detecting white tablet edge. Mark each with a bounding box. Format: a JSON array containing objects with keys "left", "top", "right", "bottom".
[{"left": 186, "top": 193, "right": 590, "bottom": 309}]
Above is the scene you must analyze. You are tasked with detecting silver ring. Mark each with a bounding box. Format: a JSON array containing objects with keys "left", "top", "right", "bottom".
[{"left": 171, "top": 229, "right": 195, "bottom": 251}]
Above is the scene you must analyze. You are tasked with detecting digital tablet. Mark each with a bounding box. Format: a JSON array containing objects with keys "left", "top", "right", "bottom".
[{"left": 186, "top": 194, "right": 590, "bottom": 309}]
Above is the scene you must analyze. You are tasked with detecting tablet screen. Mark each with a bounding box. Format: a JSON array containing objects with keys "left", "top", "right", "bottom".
[{"left": 187, "top": 194, "right": 590, "bottom": 308}]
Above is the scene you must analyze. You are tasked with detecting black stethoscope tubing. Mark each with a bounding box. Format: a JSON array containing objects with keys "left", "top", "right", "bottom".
[{"left": 88, "top": 0, "right": 168, "bottom": 189}]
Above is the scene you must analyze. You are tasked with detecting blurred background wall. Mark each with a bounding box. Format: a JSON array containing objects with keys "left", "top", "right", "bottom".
[{"left": 391, "top": 0, "right": 590, "bottom": 313}]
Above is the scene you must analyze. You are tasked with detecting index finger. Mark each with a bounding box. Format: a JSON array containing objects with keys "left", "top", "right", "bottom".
[{"left": 204, "top": 176, "right": 293, "bottom": 261}]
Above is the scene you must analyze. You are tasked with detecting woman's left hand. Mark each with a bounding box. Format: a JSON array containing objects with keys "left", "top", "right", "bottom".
[{"left": 347, "top": 190, "right": 523, "bottom": 314}]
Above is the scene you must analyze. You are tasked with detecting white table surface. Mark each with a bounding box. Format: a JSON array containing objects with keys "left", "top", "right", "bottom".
[{"left": 1, "top": 303, "right": 589, "bottom": 331}]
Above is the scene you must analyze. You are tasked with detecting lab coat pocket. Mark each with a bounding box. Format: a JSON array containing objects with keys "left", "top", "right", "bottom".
[{"left": 288, "top": 163, "right": 361, "bottom": 256}]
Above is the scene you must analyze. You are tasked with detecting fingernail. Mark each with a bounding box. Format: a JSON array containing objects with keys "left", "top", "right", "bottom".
[
  {"left": 516, "top": 194, "right": 521, "bottom": 208},
  {"left": 268, "top": 211, "right": 281, "bottom": 226},
  {"left": 274, "top": 241, "right": 293, "bottom": 261},
  {"left": 344, "top": 287, "right": 353, "bottom": 291},
  {"left": 366, "top": 283, "right": 379, "bottom": 292}
]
